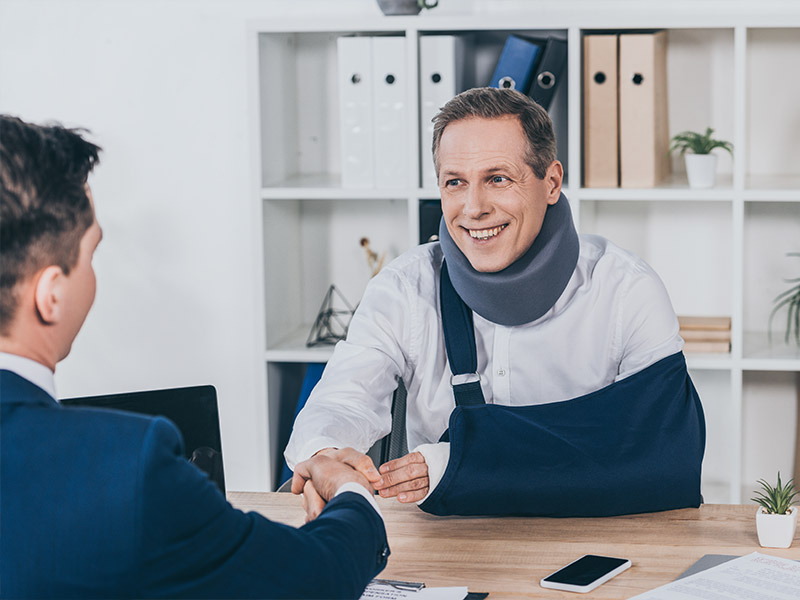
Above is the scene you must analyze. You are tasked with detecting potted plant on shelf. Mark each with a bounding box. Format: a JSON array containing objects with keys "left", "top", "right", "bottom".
[
  {"left": 752, "top": 472, "right": 798, "bottom": 548},
  {"left": 669, "top": 127, "right": 733, "bottom": 189},
  {"left": 768, "top": 252, "right": 800, "bottom": 347}
]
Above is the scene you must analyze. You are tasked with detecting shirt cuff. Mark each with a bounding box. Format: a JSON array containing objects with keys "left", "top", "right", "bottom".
[
  {"left": 334, "top": 482, "right": 384, "bottom": 520},
  {"left": 413, "top": 442, "right": 450, "bottom": 504},
  {"left": 285, "top": 438, "right": 343, "bottom": 470}
]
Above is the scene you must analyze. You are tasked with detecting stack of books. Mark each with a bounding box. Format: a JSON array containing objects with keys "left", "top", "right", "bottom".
[{"left": 678, "top": 316, "right": 731, "bottom": 353}]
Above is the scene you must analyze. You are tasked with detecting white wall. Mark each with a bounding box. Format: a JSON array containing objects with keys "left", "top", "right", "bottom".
[{"left": 0, "top": 0, "right": 379, "bottom": 490}]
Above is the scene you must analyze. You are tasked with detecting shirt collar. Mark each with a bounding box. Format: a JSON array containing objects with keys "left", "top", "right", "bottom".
[{"left": 0, "top": 352, "right": 57, "bottom": 399}]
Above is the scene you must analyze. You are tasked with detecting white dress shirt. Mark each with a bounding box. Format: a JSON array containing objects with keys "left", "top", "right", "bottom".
[
  {"left": 284, "top": 235, "right": 683, "bottom": 494},
  {"left": 0, "top": 352, "right": 56, "bottom": 399}
]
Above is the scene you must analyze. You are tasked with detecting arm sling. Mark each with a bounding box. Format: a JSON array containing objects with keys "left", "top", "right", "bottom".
[{"left": 418, "top": 260, "right": 706, "bottom": 517}]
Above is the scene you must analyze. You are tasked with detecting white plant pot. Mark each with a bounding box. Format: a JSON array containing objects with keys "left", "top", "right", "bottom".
[
  {"left": 685, "top": 154, "right": 718, "bottom": 189},
  {"left": 756, "top": 506, "right": 798, "bottom": 548}
]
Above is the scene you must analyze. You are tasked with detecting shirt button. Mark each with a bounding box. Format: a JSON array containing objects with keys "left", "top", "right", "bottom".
[{"left": 497, "top": 368, "right": 506, "bottom": 376}]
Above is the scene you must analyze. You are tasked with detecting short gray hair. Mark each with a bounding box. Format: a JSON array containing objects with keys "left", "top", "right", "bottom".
[{"left": 431, "top": 87, "right": 556, "bottom": 179}]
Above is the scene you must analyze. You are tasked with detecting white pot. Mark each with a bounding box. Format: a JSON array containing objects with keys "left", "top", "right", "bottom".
[
  {"left": 756, "top": 506, "right": 798, "bottom": 548},
  {"left": 685, "top": 154, "right": 718, "bottom": 189}
]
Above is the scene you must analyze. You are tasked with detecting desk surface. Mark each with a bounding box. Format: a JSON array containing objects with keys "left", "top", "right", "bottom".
[{"left": 228, "top": 492, "right": 800, "bottom": 599}]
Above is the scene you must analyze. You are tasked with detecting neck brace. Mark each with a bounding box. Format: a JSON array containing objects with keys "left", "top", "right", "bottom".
[{"left": 438, "top": 192, "right": 580, "bottom": 326}]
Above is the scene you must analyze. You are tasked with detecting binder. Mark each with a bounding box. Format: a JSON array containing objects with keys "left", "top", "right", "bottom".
[
  {"left": 583, "top": 34, "right": 619, "bottom": 188},
  {"left": 372, "top": 36, "right": 408, "bottom": 188},
  {"left": 418, "top": 199, "right": 443, "bottom": 244},
  {"left": 489, "top": 35, "right": 542, "bottom": 93},
  {"left": 529, "top": 37, "right": 567, "bottom": 111},
  {"left": 278, "top": 363, "right": 326, "bottom": 486},
  {"left": 619, "top": 31, "right": 670, "bottom": 188},
  {"left": 419, "top": 35, "right": 465, "bottom": 189},
  {"left": 338, "top": 36, "right": 374, "bottom": 188}
]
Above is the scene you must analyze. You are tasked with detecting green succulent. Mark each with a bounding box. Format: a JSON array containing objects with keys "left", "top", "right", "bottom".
[
  {"left": 768, "top": 253, "right": 800, "bottom": 346},
  {"left": 669, "top": 127, "right": 733, "bottom": 156},
  {"left": 752, "top": 472, "right": 798, "bottom": 515}
]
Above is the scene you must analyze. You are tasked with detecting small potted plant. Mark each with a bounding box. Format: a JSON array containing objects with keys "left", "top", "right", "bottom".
[
  {"left": 752, "top": 472, "right": 798, "bottom": 548},
  {"left": 768, "top": 252, "right": 800, "bottom": 347},
  {"left": 669, "top": 127, "right": 733, "bottom": 189}
]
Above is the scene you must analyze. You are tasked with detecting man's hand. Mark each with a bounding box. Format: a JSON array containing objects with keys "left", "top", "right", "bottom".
[
  {"left": 291, "top": 455, "right": 374, "bottom": 522},
  {"left": 314, "top": 447, "right": 382, "bottom": 485},
  {"left": 374, "top": 451, "right": 429, "bottom": 503}
]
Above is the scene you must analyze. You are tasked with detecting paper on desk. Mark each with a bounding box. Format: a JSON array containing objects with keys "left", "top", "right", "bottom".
[
  {"left": 360, "top": 580, "right": 469, "bottom": 600},
  {"left": 630, "top": 552, "right": 800, "bottom": 599}
]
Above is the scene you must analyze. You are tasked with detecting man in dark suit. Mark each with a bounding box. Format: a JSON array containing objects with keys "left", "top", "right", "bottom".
[{"left": 0, "top": 115, "right": 389, "bottom": 599}]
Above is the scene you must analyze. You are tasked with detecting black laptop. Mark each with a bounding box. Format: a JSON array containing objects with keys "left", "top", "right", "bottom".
[{"left": 61, "top": 385, "right": 225, "bottom": 493}]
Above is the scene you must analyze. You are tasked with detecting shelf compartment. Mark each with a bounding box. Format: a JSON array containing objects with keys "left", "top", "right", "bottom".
[
  {"left": 257, "top": 31, "right": 406, "bottom": 189},
  {"left": 580, "top": 200, "right": 734, "bottom": 320},
  {"left": 691, "top": 369, "right": 735, "bottom": 504},
  {"left": 666, "top": 28, "right": 736, "bottom": 187},
  {"left": 263, "top": 197, "right": 409, "bottom": 352},
  {"left": 743, "top": 201, "right": 800, "bottom": 345},
  {"left": 418, "top": 28, "right": 570, "bottom": 179},
  {"left": 741, "top": 370, "right": 799, "bottom": 495},
  {"left": 746, "top": 28, "right": 800, "bottom": 188}
]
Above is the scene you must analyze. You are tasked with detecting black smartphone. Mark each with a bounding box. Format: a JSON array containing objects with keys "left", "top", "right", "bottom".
[{"left": 540, "top": 554, "right": 632, "bottom": 593}]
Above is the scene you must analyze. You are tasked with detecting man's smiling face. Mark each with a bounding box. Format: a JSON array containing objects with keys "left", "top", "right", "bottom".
[{"left": 438, "top": 115, "right": 561, "bottom": 273}]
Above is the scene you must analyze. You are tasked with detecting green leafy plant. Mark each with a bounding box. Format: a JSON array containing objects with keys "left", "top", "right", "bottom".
[
  {"left": 669, "top": 127, "right": 733, "bottom": 156},
  {"left": 768, "top": 253, "right": 800, "bottom": 346},
  {"left": 752, "top": 472, "right": 798, "bottom": 515}
]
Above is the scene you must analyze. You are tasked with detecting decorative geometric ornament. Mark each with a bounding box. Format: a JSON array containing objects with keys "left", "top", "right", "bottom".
[{"left": 306, "top": 284, "right": 356, "bottom": 347}]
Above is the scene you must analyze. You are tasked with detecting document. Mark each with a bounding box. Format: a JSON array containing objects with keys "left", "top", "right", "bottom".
[
  {"left": 630, "top": 552, "right": 800, "bottom": 599},
  {"left": 360, "top": 579, "right": 468, "bottom": 600}
]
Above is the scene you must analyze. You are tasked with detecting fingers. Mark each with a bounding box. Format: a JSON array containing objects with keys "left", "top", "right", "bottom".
[
  {"left": 334, "top": 448, "right": 381, "bottom": 483},
  {"left": 302, "top": 479, "right": 326, "bottom": 522},
  {"left": 375, "top": 451, "right": 429, "bottom": 503},
  {"left": 378, "top": 476, "right": 429, "bottom": 503},
  {"left": 375, "top": 451, "right": 427, "bottom": 489}
]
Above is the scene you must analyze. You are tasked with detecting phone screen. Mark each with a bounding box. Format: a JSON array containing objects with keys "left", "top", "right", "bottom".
[{"left": 542, "top": 555, "right": 629, "bottom": 585}]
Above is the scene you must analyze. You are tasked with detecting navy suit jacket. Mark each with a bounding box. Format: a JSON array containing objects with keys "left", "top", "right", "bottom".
[{"left": 0, "top": 370, "right": 389, "bottom": 599}]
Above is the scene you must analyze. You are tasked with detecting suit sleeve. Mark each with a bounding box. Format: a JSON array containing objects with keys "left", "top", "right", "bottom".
[{"left": 135, "top": 417, "right": 389, "bottom": 599}]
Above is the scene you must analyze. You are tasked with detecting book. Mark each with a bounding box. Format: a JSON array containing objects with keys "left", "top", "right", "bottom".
[
  {"left": 683, "top": 340, "right": 731, "bottom": 353},
  {"left": 680, "top": 329, "right": 731, "bottom": 342},
  {"left": 678, "top": 316, "right": 732, "bottom": 331}
]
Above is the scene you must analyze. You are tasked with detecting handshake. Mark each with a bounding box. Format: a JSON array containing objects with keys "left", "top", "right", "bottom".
[{"left": 291, "top": 448, "right": 430, "bottom": 521}]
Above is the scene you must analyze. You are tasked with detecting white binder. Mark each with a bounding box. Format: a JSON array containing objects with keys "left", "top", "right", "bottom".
[
  {"left": 372, "top": 36, "right": 408, "bottom": 189},
  {"left": 419, "top": 35, "right": 464, "bottom": 190},
  {"left": 337, "top": 36, "right": 374, "bottom": 188}
]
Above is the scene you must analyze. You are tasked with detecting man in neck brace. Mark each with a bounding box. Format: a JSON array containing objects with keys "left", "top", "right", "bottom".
[{"left": 285, "top": 88, "right": 705, "bottom": 517}]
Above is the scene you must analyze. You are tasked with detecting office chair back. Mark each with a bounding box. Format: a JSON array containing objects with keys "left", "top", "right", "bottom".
[{"left": 61, "top": 385, "right": 225, "bottom": 494}]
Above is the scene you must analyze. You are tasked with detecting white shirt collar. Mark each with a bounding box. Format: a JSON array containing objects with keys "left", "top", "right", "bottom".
[{"left": 0, "top": 352, "right": 57, "bottom": 399}]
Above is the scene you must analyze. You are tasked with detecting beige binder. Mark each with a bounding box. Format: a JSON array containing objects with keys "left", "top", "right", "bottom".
[
  {"left": 619, "top": 31, "right": 670, "bottom": 188},
  {"left": 583, "top": 34, "right": 619, "bottom": 188}
]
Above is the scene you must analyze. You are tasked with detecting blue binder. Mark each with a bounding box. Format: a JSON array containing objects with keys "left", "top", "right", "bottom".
[
  {"left": 279, "top": 363, "right": 326, "bottom": 486},
  {"left": 489, "top": 35, "right": 542, "bottom": 93}
]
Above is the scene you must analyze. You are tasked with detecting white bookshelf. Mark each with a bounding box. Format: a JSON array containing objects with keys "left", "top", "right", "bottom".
[{"left": 249, "top": 3, "right": 800, "bottom": 496}]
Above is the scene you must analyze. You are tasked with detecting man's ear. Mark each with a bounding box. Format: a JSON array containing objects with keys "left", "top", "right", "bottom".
[
  {"left": 545, "top": 160, "right": 564, "bottom": 205},
  {"left": 33, "top": 266, "right": 65, "bottom": 325}
]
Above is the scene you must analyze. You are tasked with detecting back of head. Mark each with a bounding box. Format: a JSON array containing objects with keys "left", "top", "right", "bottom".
[
  {"left": 0, "top": 116, "right": 101, "bottom": 334},
  {"left": 431, "top": 87, "right": 556, "bottom": 179}
]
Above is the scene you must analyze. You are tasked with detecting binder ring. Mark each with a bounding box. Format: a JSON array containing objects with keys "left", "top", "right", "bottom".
[
  {"left": 498, "top": 76, "right": 516, "bottom": 90},
  {"left": 537, "top": 71, "right": 555, "bottom": 89}
]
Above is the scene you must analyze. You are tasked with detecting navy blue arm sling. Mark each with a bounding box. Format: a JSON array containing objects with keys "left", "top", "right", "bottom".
[{"left": 418, "top": 260, "right": 706, "bottom": 517}]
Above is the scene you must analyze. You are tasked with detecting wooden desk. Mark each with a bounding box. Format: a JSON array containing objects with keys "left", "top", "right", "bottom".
[{"left": 228, "top": 492, "right": 800, "bottom": 599}]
